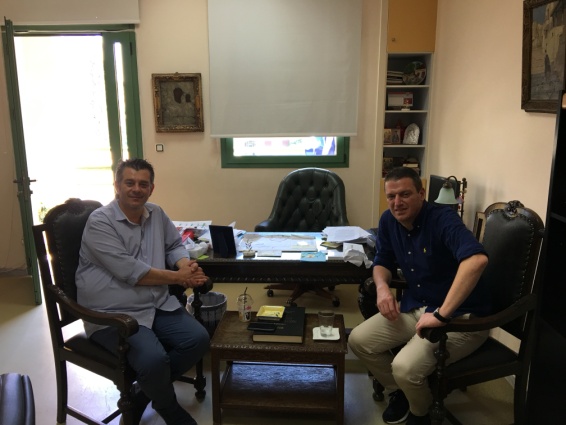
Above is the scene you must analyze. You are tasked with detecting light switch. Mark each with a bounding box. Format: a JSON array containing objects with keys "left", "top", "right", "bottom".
[{"left": 156, "top": 144, "right": 164, "bottom": 152}]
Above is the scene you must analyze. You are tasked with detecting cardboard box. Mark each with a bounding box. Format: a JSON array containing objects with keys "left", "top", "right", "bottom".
[{"left": 387, "top": 92, "right": 413, "bottom": 110}]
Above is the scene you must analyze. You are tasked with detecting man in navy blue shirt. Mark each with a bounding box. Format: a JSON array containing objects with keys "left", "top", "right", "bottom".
[{"left": 349, "top": 167, "right": 490, "bottom": 425}]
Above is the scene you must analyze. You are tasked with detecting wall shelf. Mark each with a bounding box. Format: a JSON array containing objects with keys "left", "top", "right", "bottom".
[{"left": 382, "top": 53, "right": 433, "bottom": 177}]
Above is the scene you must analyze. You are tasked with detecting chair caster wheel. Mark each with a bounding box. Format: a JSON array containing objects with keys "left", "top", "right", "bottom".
[
  {"left": 267, "top": 289, "right": 274, "bottom": 297},
  {"left": 372, "top": 392, "right": 384, "bottom": 402},
  {"left": 332, "top": 299, "right": 340, "bottom": 307}
]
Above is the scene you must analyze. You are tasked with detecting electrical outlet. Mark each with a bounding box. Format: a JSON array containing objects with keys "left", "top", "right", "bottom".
[{"left": 156, "top": 144, "right": 164, "bottom": 152}]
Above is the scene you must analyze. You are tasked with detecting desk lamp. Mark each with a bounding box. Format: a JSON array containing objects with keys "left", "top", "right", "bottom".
[{"left": 435, "top": 176, "right": 467, "bottom": 218}]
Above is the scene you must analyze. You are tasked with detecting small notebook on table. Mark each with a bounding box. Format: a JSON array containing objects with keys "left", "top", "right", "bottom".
[{"left": 252, "top": 306, "right": 306, "bottom": 343}]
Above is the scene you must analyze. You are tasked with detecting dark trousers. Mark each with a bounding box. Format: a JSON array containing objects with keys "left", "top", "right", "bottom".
[{"left": 91, "top": 307, "right": 209, "bottom": 410}]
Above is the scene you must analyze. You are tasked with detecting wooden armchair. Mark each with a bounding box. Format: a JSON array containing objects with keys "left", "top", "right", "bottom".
[
  {"left": 33, "top": 198, "right": 211, "bottom": 425},
  {"left": 359, "top": 200, "right": 544, "bottom": 425}
]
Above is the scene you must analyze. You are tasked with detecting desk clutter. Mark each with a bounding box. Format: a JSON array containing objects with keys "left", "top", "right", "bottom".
[{"left": 173, "top": 221, "right": 374, "bottom": 267}]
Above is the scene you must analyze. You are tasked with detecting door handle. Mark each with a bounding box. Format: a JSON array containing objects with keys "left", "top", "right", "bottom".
[{"left": 13, "top": 178, "right": 37, "bottom": 183}]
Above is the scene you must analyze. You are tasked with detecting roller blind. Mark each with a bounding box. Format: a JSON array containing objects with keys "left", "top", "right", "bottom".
[
  {"left": 2, "top": 0, "right": 140, "bottom": 25},
  {"left": 208, "top": 0, "right": 362, "bottom": 138}
]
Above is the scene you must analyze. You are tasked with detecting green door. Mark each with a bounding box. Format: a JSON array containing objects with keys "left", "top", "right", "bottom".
[{"left": 2, "top": 20, "right": 143, "bottom": 304}]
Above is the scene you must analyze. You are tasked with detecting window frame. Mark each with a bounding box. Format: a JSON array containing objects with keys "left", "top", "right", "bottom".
[{"left": 220, "top": 137, "right": 350, "bottom": 168}]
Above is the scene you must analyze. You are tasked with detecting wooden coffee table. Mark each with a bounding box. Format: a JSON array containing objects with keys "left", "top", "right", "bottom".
[{"left": 210, "top": 311, "right": 348, "bottom": 424}]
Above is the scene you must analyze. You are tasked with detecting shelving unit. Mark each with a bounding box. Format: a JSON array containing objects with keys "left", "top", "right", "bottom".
[{"left": 382, "top": 53, "right": 433, "bottom": 177}]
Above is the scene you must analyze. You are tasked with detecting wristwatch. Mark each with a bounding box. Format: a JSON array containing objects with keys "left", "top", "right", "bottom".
[{"left": 433, "top": 307, "right": 451, "bottom": 323}]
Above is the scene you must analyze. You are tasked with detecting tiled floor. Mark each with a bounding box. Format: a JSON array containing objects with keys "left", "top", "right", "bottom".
[{"left": 0, "top": 272, "right": 514, "bottom": 424}]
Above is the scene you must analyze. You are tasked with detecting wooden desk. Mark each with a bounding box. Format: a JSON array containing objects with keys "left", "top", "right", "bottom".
[
  {"left": 210, "top": 311, "right": 347, "bottom": 424},
  {"left": 199, "top": 232, "right": 373, "bottom": 287}
]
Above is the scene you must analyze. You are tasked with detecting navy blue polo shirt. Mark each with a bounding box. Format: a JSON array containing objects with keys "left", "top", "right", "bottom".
[{"left": 374, "top": 201, "right": 491, "bottom": 317}]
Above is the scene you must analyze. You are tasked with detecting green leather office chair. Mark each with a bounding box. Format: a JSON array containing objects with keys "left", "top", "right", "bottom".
[{"left": 255, "top": 167, "right": 349, "bottom": 306}]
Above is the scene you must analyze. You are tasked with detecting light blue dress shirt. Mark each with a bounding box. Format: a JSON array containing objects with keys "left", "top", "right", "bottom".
[{"left": 76, "top": 199, "right": 189, "bottom": 336}]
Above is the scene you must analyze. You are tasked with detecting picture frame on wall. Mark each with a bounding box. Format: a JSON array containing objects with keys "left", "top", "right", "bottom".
[
  {"left": 521, "top": 0, "right": 566, "bottom": 113},
  {"left": 152, "top": 73, "right": 204, "bottom": 132}
]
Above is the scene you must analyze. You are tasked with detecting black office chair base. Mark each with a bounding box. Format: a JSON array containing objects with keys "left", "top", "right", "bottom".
[{"left": 265, "top": 284, "right": 340, "bottom": 307}]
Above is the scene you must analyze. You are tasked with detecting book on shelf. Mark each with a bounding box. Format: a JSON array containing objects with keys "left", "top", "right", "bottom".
[
  {"left": 252, "top": 306, "right": 306, "bottom": 343},
  {"left": 402, "top": 157, "right": 420, "bottom": 175},
  {"left": 387, "top": 70, "right": 404, "bottom": 85},
  {"left": 403, "top": 157, "right": 420, "bottom": 167}
]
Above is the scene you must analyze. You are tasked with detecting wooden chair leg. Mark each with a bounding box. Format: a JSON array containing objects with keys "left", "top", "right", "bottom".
[
  {"left": 117, "top": 389, "right": 135, "bottom": 425},
  {"left": 55, "top": 361, "right": 68, "bottom": 424},
  {"left": 372, "top": 378, "right": 385, "bottom": 401},
  {"left": 193, "top": 359, "right": 206, "bottom": 400}
]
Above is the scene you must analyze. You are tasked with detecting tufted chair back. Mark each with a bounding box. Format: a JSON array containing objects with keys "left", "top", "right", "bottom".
[
  {"left": 480, "top": 200, "right": 544, "bottom": 339},
  {"left": 255, "top": 167, "right": 349, "bottom": 232},
  {"left": 41, "top": 198, "right": 102, "bottom": 326}
]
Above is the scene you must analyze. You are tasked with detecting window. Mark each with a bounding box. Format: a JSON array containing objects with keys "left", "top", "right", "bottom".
[{"left": 221, "top": 137, "right": 349, "bottom": 168}]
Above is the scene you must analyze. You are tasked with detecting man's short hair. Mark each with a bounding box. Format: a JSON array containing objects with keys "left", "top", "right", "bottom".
[
  {"left": 115, "top": 158, "right": 155, "bottom": 184},
  {"left": 384, "top": 167, "right": 423, "bottom": 192}
]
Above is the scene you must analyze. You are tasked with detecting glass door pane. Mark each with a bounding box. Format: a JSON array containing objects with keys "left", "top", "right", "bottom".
[{"left": 14, "top": 35, "right": 115, "bottom": 223}]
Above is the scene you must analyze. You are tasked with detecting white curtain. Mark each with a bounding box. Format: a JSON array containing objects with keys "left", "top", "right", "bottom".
[
  {"left": 2, "top": 0, "right": 140, "bottom": 25},
  {"left": 208, "top": 0, "right": 362, "bottom": 138}
]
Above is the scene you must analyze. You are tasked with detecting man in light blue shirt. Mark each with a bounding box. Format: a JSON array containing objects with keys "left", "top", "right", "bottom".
[{"left": 76, "top": 158, "right": 209, "bottom": 425}]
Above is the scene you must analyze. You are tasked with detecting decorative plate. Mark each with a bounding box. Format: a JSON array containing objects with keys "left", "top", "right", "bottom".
[{"left": 402, "top": 61, "right": 427, "bottom": 85}]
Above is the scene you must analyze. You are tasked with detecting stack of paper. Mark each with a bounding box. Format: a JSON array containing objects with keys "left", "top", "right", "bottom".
[{"left": 323, "top": 226, "right": 371, "bottom": 243}]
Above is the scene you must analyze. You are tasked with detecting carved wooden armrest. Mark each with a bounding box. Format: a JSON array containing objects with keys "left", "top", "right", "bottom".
[
  {"left": 47, "top": 285, "right": 139, "bottom": 338},
  {"left": 422, "top": 294, "right": 537, "bottom": 343}
]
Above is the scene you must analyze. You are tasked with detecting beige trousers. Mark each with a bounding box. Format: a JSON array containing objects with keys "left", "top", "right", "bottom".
[{"left": 348, "top": 306, "right": 488, "bottom": 416}]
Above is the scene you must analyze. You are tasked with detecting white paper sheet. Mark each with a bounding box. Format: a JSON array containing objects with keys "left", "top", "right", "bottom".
[
  {"left": 323, "top": 226, "right": 371, "bottom": 243},
  {"left": 238, "top": 233, "right": 317, "bottom": 252}
]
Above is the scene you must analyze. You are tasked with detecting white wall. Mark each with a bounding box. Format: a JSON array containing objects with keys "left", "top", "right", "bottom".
[
  {"left": 429, "top": 0, "right": 555, "bottom": 223},
  {"left": 135, "top": 0, "right": 383, "bottom": 233},
  {"left": 0, "top": 0, "right": 556, "bottom": 271}
]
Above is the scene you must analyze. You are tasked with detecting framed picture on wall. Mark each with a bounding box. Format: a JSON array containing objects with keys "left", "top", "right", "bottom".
[
  {"left": 522, "top": 0, "right": 566, "bottom": 113},
  {"left": 152, "top": 73, "right": 204, "bottom": 132}
]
